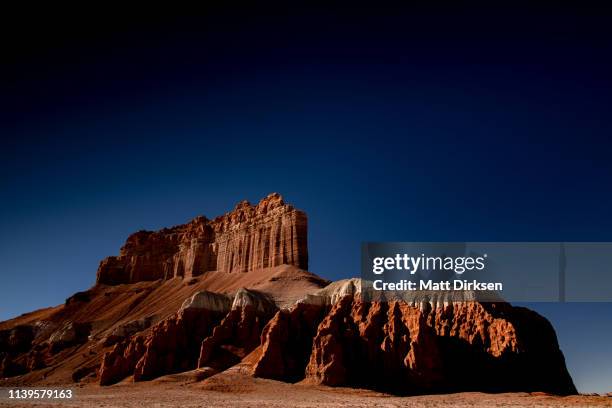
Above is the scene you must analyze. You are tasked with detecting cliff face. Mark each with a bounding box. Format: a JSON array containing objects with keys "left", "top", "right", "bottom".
[
  {"left": 0, "top": 193, "right": 577, "bottom": 396},
  {"left": 96, "top": 193, "right": 308, "bottom": 285},
  {"left": 303, "top": 296, "right": 442, "bottom": 392},
  {"left": 253, "top": 287, "right": 577, "bottom": 395},
  {"left": 99, "top": 289, "right": 277, "bottom": 385}
]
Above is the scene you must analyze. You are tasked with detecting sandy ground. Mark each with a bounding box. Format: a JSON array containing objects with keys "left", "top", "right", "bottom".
[{"left": 1, "top": 371, "right": 611, "bottom": 408}]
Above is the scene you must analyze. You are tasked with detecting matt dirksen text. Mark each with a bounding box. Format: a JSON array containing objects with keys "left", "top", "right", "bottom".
[
  {"left": 371, "top": 253, "right": 503, "bottom": 292},
  {"left": 372, "top": 279, "right": 503, "bottom": 291}
]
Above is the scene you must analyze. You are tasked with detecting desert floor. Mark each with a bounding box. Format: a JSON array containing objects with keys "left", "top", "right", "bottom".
[{"left": 1, "top": 371, "right": 611, "bottom": 408}]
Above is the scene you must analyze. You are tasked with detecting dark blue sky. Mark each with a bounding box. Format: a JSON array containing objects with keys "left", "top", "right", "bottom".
[{"left": 1, "top": 4, "right": 611, "bottom": 393}]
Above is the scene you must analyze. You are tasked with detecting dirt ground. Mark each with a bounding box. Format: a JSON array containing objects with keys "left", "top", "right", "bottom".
[{"left": 1, "top": 370, "right": 611, "bottom": 408}]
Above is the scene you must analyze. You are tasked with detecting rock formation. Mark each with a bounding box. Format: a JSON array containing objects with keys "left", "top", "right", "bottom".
[
  {"left": 99, "top": 291, "right": 231, "bottom": 385},
  {"left": 253, "top": 302, "right": 328, "bottom": 382},
  {"left": 197, "top": 288, "right": 277, "bottom": 371},
  {"left": 47, "top": 322, "right": 91, "bottom": 354},
  {"left": 0, "top": 193, "right": 577, "bottom": 396},
  {"left": 96, "top": 193, "right": 308, "bottom": 285},
  {"left": 102, "top": 317, "right": 155, "bottom": 347},
  {"left": 98, "top": 334, "right": 146, "bottom": 386},
  {"left": 0, "top": 326, "right": 34, "bottom": 355},
  {"left": 251, "top": 283, "right": 577, "bottom": 395},
  {"left": 304, "top": 296, "right": 442, "bottom": 393}
]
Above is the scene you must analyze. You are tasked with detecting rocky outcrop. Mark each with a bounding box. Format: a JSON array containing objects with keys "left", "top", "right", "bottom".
[
  {"left": 96, "top": 193, "right": 308, "bottom": 285},
  {"left": 99, "top": 291, "right": 231, "bottom": 385},
  {"left": 229, "top": 288, "right": 277, "bottom": 316},
  {"left": 102, "top": 317, "right": 155, "bottom": 347},
  {"left": 181, "top": 291, "right": 232, "bottom": 313},
  {"left": 253, "top": 302, "right": 327, "bottom": 382},
  {"left": 297, "top": 293, "right": 576, "bottom": 395},
  {"left": 298, "top": 278, "right": 361, "bottom": 307},
  {"left": 47, "top": 322, "right": 91, "bottom": 353},
  {"left": 250, "top": 278, "right": 361, "bottom": 382},
  {"left": 0, "top": 324, "right": 74, "bottom": 378},
  {"left": 5, "top": 350, "right": 47, "bottom": 378},
  {"left": 132, "top": 309, "right": 212, "bottom": 381},
  {"left": 0, "top": 194, "right": 578, "bottom": 396},
  {"left": 198, "top": 289, "right": 277, "bottom": 370},
  {"left": 99, "top": 335, "right": 147, "bottom": 385},
  {"left": 250, "top": 278, "right": 576, "bottom": 395},
  {"left": 304, "top": 296, "right": 442, "bottom": 393},
  {"left": 0, "top": 325, "right": 34, "bottom": 355},
  {"left": 416, "top": 301, "right": 577, "bottom": 394}
]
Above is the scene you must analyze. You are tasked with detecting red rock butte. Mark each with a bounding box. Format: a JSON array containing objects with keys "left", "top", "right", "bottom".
[
  {"left": 96, "top": 193, "right": 308, "bottom": 284},
  {"left": 0, "top": 193, "right": 577, "bottom": 397}
]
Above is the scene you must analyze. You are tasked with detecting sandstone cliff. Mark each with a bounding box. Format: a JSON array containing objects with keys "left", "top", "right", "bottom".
[
  {"left": 99, "top": 291, "right": 231, "bottom": 385},
  {"left": 253, "top": 285, "right": 576, "bottom": 395},
  {"left": 96, "top": 193, "right": 308, "bottom": 284},
  {"left": 0, "top": 194, "right": 577, "bottom": 396}
]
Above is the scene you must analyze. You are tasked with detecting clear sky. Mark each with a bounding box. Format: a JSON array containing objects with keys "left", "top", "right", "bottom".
[{"left": 1, "top": 4, "right": 611, "bottom": 393}]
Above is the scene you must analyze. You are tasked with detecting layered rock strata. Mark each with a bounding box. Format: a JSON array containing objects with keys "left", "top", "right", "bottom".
[
  {"left": 197, "top": 288, "right": 277, "bottom": 371},
  {"left": 99, "top": 291, "right": 231, "bottom": 385},
  {"left": 0, "top": 194, "right": 577, "bottom": 396},
  {"left": 252, "top": 283, "right": 577, "bottom": 395},
  {"left": 98, "top": 289, "right": 278, "bottom": 385},
  {"left": 96, "top": 193, "right": 308, "bottom": 284},
  {"left": 304, "top": 296, "right": 442, "bottom": 392},
  {"left": 0, "top": 321, "right": 91, "bottom": 378},
  {"left": 253, "top": 302, "right": 328, "bottom": 382}
]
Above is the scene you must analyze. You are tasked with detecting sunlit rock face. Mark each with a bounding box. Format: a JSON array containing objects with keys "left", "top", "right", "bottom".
[
  {"left": 253, "top": 281, "right": 577, "bottom": 395},
  {"left": 0, "top": 195, "right": 577, "bottom": 396},
  {"left": 96, "top": 193, "right": 308, "bottom": 284}
]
